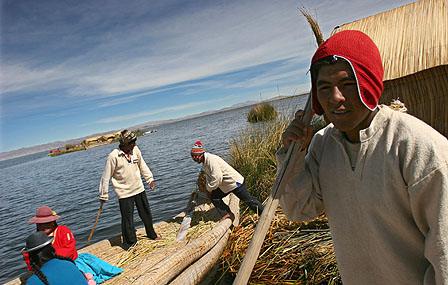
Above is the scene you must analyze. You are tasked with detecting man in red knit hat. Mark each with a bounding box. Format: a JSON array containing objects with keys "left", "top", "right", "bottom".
[
  {"left": 279, "top": 30, "right": 447, "bottom": 284},
  {"left": 191, "top": 140, "right": 263, "bottom": 220}
]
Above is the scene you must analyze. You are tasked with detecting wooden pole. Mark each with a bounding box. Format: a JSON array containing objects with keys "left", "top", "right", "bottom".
[
  {"left": 233, "top": 96, "right": 313, "bottom": 285},
  {"left": 87, "top": 200, "right": 104, "bottom": 242}
]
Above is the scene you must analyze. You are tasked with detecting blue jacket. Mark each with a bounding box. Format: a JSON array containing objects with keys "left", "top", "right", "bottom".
[{"left": 27, "top": 258, "right": 87, "bottom": 285}]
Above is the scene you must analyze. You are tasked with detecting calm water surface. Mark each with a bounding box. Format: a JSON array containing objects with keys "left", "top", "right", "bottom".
[{"left": 0, "top": 96, "right": 305, "bottom": 283}]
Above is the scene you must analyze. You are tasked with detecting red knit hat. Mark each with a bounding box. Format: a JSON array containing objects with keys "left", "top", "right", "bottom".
[
  {"left": 191, "top": 140, "right": 205, "bottom": 155},
  {"left": 310, "top": 30, "right": 384, "bottom": 115}
]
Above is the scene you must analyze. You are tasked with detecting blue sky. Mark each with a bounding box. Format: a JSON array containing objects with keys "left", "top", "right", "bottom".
[{"left": 0, "top": 0, "right": 414, "bottom": 152}]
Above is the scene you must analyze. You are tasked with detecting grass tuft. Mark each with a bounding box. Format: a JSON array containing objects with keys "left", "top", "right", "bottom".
[{"left": 247, "top": 103, "right": 278, "bottom": 123}]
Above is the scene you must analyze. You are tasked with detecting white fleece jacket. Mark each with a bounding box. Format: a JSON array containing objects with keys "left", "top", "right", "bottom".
[{"left": 278, "top": 106, "right": 448, "bottom": 285}]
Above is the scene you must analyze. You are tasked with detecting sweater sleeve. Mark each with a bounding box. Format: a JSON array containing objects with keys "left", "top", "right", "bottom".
[
  {"left": 409, "top": 164, "right": 448, "bottom": 285},
  {"left": 205, "top": 158, "right": 223, "bottom": 192},
  {"left": 397, "top": 114, "right": 448, "bottom": 284},
  {"left": 99, "top": 152, "right": 116, "bottom": 201},
  {"left": 136, "top": 147, "right": 154, "bottom": 185},
  {"left": 277, "top": 137, "right": 324, "bottom": 221}
]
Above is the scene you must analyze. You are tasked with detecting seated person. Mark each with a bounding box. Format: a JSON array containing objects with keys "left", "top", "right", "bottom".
[
  {"left": 24, "top": 231, "right": 88, "bottom": 285},
  {"left": 28, "top": 206, "right": 78, "bottom": 260},
  {"left": 25, "top": 206, "right": 122, "bottom": 284}
]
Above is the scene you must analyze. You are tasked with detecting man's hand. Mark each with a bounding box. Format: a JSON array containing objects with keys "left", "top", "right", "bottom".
[
  {"left": 282, "top": 110, "right": 313, "bottom": 150},
  {"left": 149, "top": 180, "right": 156, "bottom": 190}
]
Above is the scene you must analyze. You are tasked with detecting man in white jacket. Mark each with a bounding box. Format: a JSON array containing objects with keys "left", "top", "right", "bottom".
[
  {"left": 279, "top": 30, "right": 448, "bottom": 284},
  {"left": 191, "top": 140, "right": 263, "bottom": 220},
  {"left": 99, "top": 130, "right": 159, "bottom": 247}
]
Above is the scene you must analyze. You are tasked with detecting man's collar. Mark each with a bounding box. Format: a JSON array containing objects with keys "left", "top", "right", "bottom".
[
  {"left": 330, "top": 105, "right": 389, "bottom": 142},
  {"left": 198, "top": 152, "right": 207, "bottom": 164},
  {"left": 358, "top": 105, "right": 388, "bottom": 142},
  {"left": 118, "top": 149, "right": 131, "bottom": 156}
]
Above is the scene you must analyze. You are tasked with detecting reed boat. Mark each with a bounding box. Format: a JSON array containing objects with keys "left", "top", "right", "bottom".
[{"left": 7, "top": 194, "right": 240, "bottom": 285}]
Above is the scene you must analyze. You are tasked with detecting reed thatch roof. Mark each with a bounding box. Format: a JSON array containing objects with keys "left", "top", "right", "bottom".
[
  {"left": 333, "top": 0, "right": 447, "bottom": 81},
  {"left": 333, "top": 0, "right": 448, "bottom": 136}
]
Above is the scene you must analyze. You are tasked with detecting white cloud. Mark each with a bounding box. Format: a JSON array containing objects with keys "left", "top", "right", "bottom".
[
  {"left": 0, "top": 63, "right": 61, "bottom": 93},
  {"left": 94, "top": 98, "right": 226, "bottom": 124},
  {"left": 2, "top": 0, "right": 415, "bottom": 100},
  {"left": 2, "top": 0, "right": 312, "bottom": 97}
]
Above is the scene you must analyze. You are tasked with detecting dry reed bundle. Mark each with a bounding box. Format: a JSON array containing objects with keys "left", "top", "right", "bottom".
[
  {"left": 186, "top": 220, "right": 216, "bottom": 240},
  {"left": 220, "top": 210, "right": 340, "bottom": 285},
  {"left": 116, "top": 218, "right": 217, "bottom": 268},
  {"left": 219, "top": 115, "right": 339, "bottom": 284},
  {"left": 116, "top": 223, "right": 179, "bottom": 267},
  {"left": 170, "top": 227, "right": 232, "bottom": 285}
]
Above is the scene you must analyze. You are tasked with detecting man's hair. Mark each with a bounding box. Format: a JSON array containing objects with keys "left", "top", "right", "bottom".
[{"left": 310, "top": 55, "right": 339, "bottom": 80}]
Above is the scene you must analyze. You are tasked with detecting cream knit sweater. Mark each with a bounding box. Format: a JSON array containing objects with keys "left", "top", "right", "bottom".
[
  {"left": 99, "top": 146, "right": 154, "bottom": 200},
  {"left": 278, "top": 106, "right": 448, "bottom": 285}
]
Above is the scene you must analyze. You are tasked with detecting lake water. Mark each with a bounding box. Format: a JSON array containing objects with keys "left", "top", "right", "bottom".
[{"left": 0, "top": 95, "right": 306, "bottom": 283}]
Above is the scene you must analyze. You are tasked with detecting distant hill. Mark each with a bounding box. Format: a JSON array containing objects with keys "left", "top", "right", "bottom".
[
  {"left": 0, "top": 94, "right": 304, "bottom": 161},
  {"left": 0, "top": 140, "right": 78, "bottom": 161}
]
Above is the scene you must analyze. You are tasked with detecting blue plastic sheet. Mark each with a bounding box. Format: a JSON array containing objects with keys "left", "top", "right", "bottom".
[{"left": 75, "top": 253, "right": 123, "bottom": 284}]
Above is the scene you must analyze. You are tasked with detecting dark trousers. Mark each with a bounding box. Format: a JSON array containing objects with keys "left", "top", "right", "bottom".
[
  {"left": 118, "top": 191, "right": 157, "bottom": 244},
  {"left": 210, "top": 183, "right": 264, "bottom": 215}
]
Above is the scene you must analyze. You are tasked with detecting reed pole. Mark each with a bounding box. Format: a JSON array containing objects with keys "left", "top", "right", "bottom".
[
  {"left": 233, "top": 8, "right": 323, "bottom": 283},
  {"left": 233, "top": 97, "right": 313, "bottom": 285}
]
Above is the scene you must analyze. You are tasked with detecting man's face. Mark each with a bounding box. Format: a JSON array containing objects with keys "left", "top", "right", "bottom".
[
  {"left": 316, "top": 61, "right": 375, "bottom": 142},
  {"left": 191, "top": 153, "right": 203, "bottom": 164},
  {"left": 37, "top": 222, "right": 56, "bottom": 236},
  {"left": 122, "top": 142, "right": 135, "bottom": 154}
]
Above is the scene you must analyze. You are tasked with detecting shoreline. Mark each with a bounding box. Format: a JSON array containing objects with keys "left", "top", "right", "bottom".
[{"left": 0, "top": 94, "right": 305, "bottom": 162}]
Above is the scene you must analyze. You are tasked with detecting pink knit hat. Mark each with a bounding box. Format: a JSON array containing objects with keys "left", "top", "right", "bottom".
[
  {"left": 191, "top": 140, "right": 205, "bottom": 155},
  {"left": 28, "top": 205, "right": 60, "bottom": 224}
]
